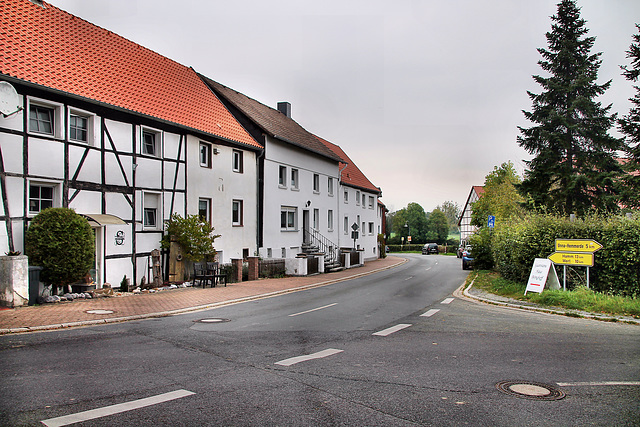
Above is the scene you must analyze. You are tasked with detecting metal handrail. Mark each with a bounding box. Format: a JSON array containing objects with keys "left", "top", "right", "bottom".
[{"left": 305, "top": 227, "right": 340, "bottom": 266}]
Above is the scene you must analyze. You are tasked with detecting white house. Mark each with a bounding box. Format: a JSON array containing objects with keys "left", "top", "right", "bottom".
[
  {"left": 0, "top": 0, "right": 261, "bottom": 286},
  {"left": 315, "top": 136, "right": 382, "bottom": 261},
  {"left": 201, "top": 78, "right": 347, "bottom": 264}
]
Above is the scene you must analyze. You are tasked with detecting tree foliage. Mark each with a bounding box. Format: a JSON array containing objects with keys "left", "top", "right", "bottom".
[
  {"left": 426, "top": 208, "right": 449, "bottom": 244},
  {"left": 436, "top": 201, "right": 461, "bottom": 233},
  {"left": 161, "top": 213, "right": 220, "bottom": 262},
  {"left": 517, "top": 0, "right": 624, "bottom": 216},
  {"left": 618, "top": 24, "right": 640, "bottom": 208},
  {"left": 25, "top": 208, "right": 94, "bottom": 288},
  {"left": 471, "top": 162, "right": 524, "bottom": 228}
]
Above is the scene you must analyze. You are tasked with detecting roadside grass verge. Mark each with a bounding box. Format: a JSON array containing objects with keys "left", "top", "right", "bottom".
[{"left": 468, "top": 270, "right": 640, "bottom": 318}]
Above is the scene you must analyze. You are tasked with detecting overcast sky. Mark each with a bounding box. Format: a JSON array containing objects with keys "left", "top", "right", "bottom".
[{"left": 47, "top": 0, "right": 640, "bottom": 213}]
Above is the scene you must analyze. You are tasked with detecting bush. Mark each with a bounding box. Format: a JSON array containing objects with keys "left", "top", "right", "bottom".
[
  {"left": 25, "top": 208, "right": 94, "bottom": 290},
  {"left": 488, "top": 213, "right": 640, "bottom": 297},
  {"left": 469, "top": 227, "right": 494, "bottom": 270},
  {"left": 161, "top": 214, "right": 220, "bottom": 262}
]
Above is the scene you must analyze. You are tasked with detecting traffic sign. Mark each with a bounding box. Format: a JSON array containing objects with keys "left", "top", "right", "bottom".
[
  {"left": 554, "top": 239, "right": 602, "bottom": 253},
  {"left": 548, "top": 252, "right": 594, "bottom": 267},
  {"left": 488, "top": 215, "right": 495, "bottom": 228}
]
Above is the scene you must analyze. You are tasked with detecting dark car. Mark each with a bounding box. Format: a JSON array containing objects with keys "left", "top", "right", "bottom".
[
  {"left": 422, "top": 243, "right": 438, "bottom": 255},
  {"left": 462, "top": 245, "right": 474, "bottom": 270}
]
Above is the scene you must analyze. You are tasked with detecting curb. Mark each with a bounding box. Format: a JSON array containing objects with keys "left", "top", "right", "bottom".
[
  {"left": 0, "top": 257, "right": 408, "bottom": 335},
  {"left": 455, "top": 276, "right": 640, "bottom": 326}
]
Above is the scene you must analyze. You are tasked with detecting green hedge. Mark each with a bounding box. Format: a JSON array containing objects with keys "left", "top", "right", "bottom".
[{"left": 488, "top": 214, "right": 640, "bottom": 297}]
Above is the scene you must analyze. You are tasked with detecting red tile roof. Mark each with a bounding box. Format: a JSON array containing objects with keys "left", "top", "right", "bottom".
[
  {"left": 0, "top": 0, "right": 259, "bottom": 148},
  {"left": 314, "top": 135, "right": 381, "bottom": 195}
]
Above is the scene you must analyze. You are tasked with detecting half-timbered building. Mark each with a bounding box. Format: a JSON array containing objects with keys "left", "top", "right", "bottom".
[{"left": 0, "top": 0, "right": 261, "bottom": 286}]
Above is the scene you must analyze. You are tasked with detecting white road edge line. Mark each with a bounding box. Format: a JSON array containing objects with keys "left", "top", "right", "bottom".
[
  {"left": 556, "top": 381, "right": 640, "bottom": 387},
  {"left": 289, "top": 303, "right": 338, "bottom": 317},
  {"left": 275, "top": 348, "right": 343, "bottom": 366},
  {"left": 372, "top": 323, "right": 412, "bottom": 336},
  {"left": 421, "top": 309, "right": 440, "bottom": 317},
  {"left": 441, "top": 298, "right": 454, "bottom": 304},
  {"left": 41, "top": 389, "right": 195, "bottom": 427}
]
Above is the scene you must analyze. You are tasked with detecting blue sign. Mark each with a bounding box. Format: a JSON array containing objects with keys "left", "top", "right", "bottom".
[{"left": 488, "top": 215, "right": 496, "bottom": 228}]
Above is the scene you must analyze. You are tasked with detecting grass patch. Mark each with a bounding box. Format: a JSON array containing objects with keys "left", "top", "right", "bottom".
[{"left": 468, "top": 270, "right": 640, "bottom": 318}]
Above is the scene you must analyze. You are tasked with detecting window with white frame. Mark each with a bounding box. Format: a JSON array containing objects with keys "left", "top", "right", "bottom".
[
  {"left": 356, "top": 191, "right": 360, "bottom": 205},
  {"left": 69, "top": 114, "right": 87, "bottom": 143},
  {"left": 280, "top": 206, "right": 297, "bottom": 231},
  {"left": 362, "top": 193, "right": 366, "bottom": 207},
  {"left": 143, "top": 192, "right": 161, "bottom": 228},
  {"left": 28, "top": 98, "right": 63, "bottom": 138},
  {"left": 344, "top": 216, "right": 349, "bottom": 235},
  {"left": 28, "top": 182, "right": 58, "bottom": 214},
  {"left": 141, "top": 128, "right": 162, "bottom": 157},
  {"left": 344, "top": 190, "right": 348, "bottom": 203},
  {"left": 369, "top": 222, "right": 374, "bottom": 235},
  {"left": 232, "top": 200, "right": 243, "bottom": 226},
  {"left": 232, "top": 150, "right": 243, "bottom": 173},
  {"left": 313, "top": 174, "right": 320, "bottom": 193},
  {"left": 200, "top": 142, "right": 212, "bottom": 168},
  {"left": 328, "top": 177, "right": 334, "bottom": 196},
  {"left": 199, "top": 198, "right": 211, "bottom": 223},
  {"left": 328, "top": 210, "right": 334, "bottom": 231},
  {"left": 313, "top": 209, "right": 319, "bottom": 229},
  {"left": 291, "top": 168, "right": 299, "bottom": 190},
  {"left": 279, "top": 165, "right": 287, "bottom": 187},
  {"left": 369, "top": 195, "right": 374, "bottom": 209}
]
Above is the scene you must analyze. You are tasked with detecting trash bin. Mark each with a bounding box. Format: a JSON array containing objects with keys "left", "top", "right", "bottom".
[{"left": 28, "top": 266, "right": 43, "bottom": 306}]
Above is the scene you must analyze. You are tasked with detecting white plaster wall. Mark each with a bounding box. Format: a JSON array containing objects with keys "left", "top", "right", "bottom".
[
  {"left": 185, "top": 135, "right": 258, "bottom": 263},
  {"left": 261, "top": 137, "right": 340, "bottom": 258},
  {"left": 105, "top": 192, "right": 134, "bottom": 222},
  {"left": 0, "top": 133, "right": 23, "bottom": 175},
  {"left": 105, "top": 257, "right": 134, "bottom": 288},
  {"left": 69, "top": 190, "right": 102, "bottom": 215},
  {"left": 28, "top": 138, "right": 64, "bottom": 178},
  {"left": 69, "top": 145, "right": 102, "bottom": 183},
  {"left": 105, "top": 119, "right": 133, "bottom": 154},
  {"left": 164, "top": 133, "right": 183, "bottom": 162}
]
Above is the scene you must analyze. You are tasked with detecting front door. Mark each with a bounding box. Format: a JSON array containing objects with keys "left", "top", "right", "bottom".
[{"left": 302, "top": 210, "right": 309, "bottom": 244}]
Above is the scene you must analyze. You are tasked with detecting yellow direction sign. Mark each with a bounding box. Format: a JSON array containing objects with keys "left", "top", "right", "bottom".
[
  {"left": 548, "top": 252, "right": 594, "bottom": 267},
  {"left": 555, "top": 239, "right": 602, "bottom": 253}
]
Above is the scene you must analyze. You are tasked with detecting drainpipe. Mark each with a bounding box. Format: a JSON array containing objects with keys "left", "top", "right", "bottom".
[
  {"left": 337, "top": 163, "right": 348, "bottom": 253},
  {"left": 256, "top": 141, "right": 266, "bottom": 255}
]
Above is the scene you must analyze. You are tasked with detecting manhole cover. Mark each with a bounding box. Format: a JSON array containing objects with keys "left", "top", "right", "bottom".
[
  {"left": 86, "top": 309, "right": 114, "bottom": 315},
  {"left": 496, "top": 380, "right": 566, "bottom": 400},
  {"left": 195, "top": 318, "right": 230, "bottom": 323}
]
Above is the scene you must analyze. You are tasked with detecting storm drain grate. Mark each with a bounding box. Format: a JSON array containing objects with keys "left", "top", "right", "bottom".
[
  {"left": 496, "top": 380, "right": 566, "bottom": 400},
  {"left": 194, "top": 318, "right": 231, "bottom": 324}
]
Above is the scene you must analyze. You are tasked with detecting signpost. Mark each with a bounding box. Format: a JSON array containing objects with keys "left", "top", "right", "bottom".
[
  {"left": 487, "top": 215, "right": 495, "bottom": 229},
  {"left": 547, "top": 239, "right": 602, "bottom": 290}
]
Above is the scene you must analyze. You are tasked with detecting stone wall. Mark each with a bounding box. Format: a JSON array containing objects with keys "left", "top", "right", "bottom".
[{"left": 0, "top": 255, "right": 29, "bottom": 308}]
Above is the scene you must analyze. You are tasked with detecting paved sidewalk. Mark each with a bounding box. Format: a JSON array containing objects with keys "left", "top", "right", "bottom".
[{"left": 0, "top": 256, "right": 406, "bottom": 334}]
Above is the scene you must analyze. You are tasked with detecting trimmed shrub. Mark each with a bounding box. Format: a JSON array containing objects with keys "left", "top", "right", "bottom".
[
  {"left": 25, "top": 208, "right": 94, "bottom": 290},
  {"left": 490, "top": 213, "right": 640, "bottom": 297}
]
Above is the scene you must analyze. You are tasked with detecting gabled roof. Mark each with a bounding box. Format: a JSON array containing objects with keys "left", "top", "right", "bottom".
[
  {"left": 200, "top": 76, "right": 343, "bottom": 162},
  {"left": 315, "top": 135, "right": 381, "bottom": 195},
  {"left": 0, "top": 0, "right": 259, "bottom": 148}
]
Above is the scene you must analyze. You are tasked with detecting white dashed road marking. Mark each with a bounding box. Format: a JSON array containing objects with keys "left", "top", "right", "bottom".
[
  {"left": 372, "top": 323, "right": 412, "bottom": 336},
  {"left": 289, "top": 303, "right": 338, "bottom": 317},
  {"left": 275, "top": 348, "right": 344, "bottom": 366},
  {"left": 441, "top": 298, "right": 454, "bottom": 304},
  {"left": 41, "top": 389, "right": 195, "bottom": 427},
  {"left": 421, "top": 309, "right": 440, "bottom": 317}
]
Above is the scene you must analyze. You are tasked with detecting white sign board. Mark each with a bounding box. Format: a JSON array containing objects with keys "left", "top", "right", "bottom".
[{"left": 525, "top": 258, "right": 561, "bottom": 295}]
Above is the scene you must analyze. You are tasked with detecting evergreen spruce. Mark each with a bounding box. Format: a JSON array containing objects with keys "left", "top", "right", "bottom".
[
  {"left": 618, "top": 24, "right": 640, "bottom": 208},
  {"left": 517, "top": 0, "right": 623, "bottom": 216}
]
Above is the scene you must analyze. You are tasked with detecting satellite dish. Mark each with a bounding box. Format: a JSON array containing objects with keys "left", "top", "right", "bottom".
[{"left": 0, "top": 81, "right": 22, "bottom": 118}]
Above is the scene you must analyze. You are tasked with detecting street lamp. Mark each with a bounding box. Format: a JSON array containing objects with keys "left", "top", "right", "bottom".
[{"left": 404, "top": 222, "right": 410, "bottom": 247}]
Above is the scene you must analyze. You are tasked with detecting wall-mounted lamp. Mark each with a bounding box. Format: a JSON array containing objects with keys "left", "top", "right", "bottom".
[
  {"left": 132, "top": 163, "right": 138, "bottom": 171},
  {"left": 213, "top": 148, "right": 220, "bottom": 155}
]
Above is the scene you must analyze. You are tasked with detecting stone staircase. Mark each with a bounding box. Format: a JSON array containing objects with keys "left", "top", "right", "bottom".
[{"left": 302, "top": 229, "right": 343, "bottom": 272}]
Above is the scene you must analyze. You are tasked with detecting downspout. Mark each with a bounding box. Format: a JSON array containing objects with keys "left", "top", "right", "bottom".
[
  {"left": 256, "top": 140, "right": 266, "bottom": 255},
  {"left": 337, "top": 163, "right": 348, "bottom": 254}
]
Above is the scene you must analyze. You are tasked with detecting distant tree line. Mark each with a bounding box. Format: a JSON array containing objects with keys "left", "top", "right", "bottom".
[{"left": 385, "top": 201, "right": 461, "bottom": 246}]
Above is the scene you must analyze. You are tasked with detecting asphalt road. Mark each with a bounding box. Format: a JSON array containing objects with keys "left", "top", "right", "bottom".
[{"left": 1, "top": 254, "right": 638, "bottom": 426}]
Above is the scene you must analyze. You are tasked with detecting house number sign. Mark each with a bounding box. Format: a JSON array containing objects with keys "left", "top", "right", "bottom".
[{"left": 114, "top": 230, "right": 125, "bottom": 246}]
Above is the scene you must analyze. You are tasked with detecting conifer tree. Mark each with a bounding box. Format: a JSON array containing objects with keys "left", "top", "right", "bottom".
[
  {"left": 618, "top": 24, "right": 640, "bottom": 208},
  {"left": 517, "top": 0, "right": 623, "bottom": 215}
]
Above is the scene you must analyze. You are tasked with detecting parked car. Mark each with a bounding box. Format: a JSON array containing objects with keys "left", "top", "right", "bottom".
[
  {"left": 462, "top": 245, "right": 474, "bottom": 270},
  {"left": 456, "top": 244, "right": 465, "bottom": 258},
  {"left": 422, "top": 243, "right": 438, "bottom": 255}
]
